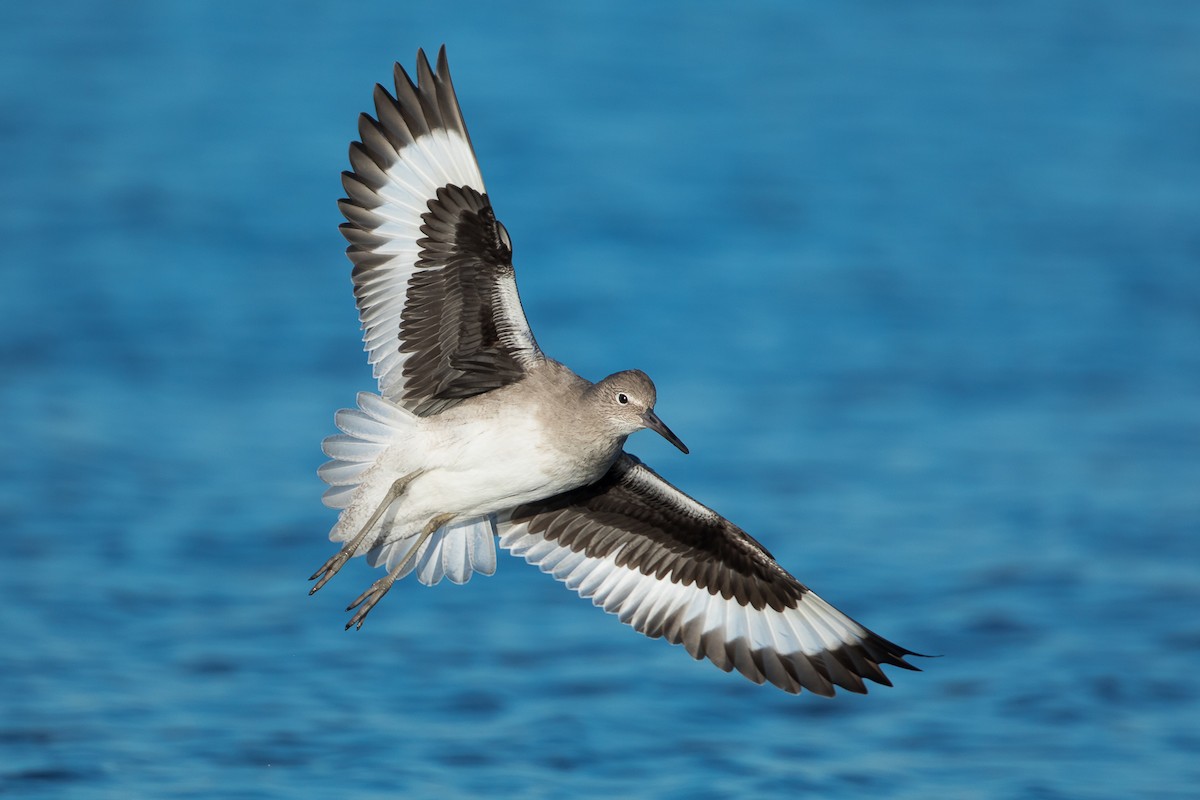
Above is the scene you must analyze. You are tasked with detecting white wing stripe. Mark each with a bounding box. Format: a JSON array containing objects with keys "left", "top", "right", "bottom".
[
  {"left": 349, "top": 124, "right": 494, "bottom": 406},
  {"left": 549, "top": 549, "right": 587, "bottom": 581},
  {"left": 430, "top": 130, "right": 479, "bottom": 187},
  {"left": 493, "top": 279, "right": 540, "bottom": 365},
  {"left": 806, "top": 594, "right": 864, "bottom": 652},
  {"left": 562, "top": 554, "right": 600, "bottom": 591},
  {"left": 595, "top": 564, "right": 640, "bottom": 611},
  {"left": 615, "top": 575, "right": 658, "bottom": 624},
  {"left": 575, "top": 554, "right": 617, "bottom": 598},
  {"left": 499, "top": 525, "right": 911, "bottom": 695},
  {"left": 520, "top": 536, "right": 559, "bottom": 564}
]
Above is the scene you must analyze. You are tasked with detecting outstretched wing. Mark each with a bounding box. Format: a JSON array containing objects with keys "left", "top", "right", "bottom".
[
  {"left": 339, "top": 47, "right": 542, "bottom": 416},
  {"left": 499, "top": 454, "right": 921, "bottom": 696}
]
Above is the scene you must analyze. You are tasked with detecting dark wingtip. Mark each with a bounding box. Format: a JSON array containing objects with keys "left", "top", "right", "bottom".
[
  {"left": 415, "top": 47, "right": 435, "bottom": 89},
  {"left": 887, "top": 647, "right": 937, "bottom": 672},
  {"left": 393, "top": 60, "right": 417, "bottom": 95},
  {"left": 903, "top": 650, "right": 942, "bottom": 668}
]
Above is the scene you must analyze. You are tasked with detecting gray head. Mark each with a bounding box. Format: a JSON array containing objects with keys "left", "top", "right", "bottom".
[{"left": 590, "top": 369, "right": 688, "bottom": 454}]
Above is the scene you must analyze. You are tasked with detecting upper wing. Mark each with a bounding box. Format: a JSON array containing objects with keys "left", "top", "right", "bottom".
[
  {"left": 339, "top": 47, "right": 542, "bottom": 416},
  {"left": 499, "top": 454, "right": 921, "bottom": 695}
]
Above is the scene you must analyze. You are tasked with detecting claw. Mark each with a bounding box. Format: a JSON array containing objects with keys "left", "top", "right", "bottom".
[
  {"left": 340, "top": 512, "right": 454, "bottom": 630},
  {"left": 309, "top": 551, "right": 350, "bottom": 594},
  {"left": 308, "top": 471, "right": 424, "bottom": 596}
]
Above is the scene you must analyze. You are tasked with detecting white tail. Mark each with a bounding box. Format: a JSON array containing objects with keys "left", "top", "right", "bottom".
[
  {"left": 367, "top": 515, "right": 498, "bottom": 585},
  {"left": 319, "top": 392, "right": 498, "bottom": 585}
]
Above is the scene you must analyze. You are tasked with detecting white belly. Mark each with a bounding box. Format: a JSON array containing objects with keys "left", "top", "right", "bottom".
[
  {"left": 322, "top": 385, "right": 618, "bottom": 551},
  {"left": 401, "top": 401, "right": 608, "bottom": 522}
]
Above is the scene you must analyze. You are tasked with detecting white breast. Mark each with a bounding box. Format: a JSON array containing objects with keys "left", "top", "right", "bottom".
[{"left": 409, "top": 401, "right": 606, "bottom": 520}]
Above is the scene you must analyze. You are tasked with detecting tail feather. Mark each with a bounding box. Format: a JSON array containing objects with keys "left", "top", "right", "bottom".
[
  {"left": 319, "top": 392, "right": 498, "bottom": 585},
  {"left": 319, "top": 393, "right": 410, "bottom": 512},
  {"left": 322, "top": 483, "right": 360, "bottom": 510},
  {"left": 469, "top": 520, "right": 498, "bottom": 576},
  {"left": 333, "top": 406, "right": 399, "bottom": 443},
  {"left": 355, "top": 391, "right": 414, "bottom": 427},
  {"left": 321, "top": 434, "right": 387, "bottom": 462},
  {"left": 317, "top": 458, "right": 376, "bottom": 487},
  {"left": 436, "top": 525, "right": 471, "bottom": 583},
  {"left": 367, "top": 515, "right": 498, "bottom": 586}
]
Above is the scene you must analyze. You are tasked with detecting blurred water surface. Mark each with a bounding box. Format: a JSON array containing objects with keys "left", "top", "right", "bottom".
[{"left": 1, "top": 2, "right": 1198, "bottom": 798}]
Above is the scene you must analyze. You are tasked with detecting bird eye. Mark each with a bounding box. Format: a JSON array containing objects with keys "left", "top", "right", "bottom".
[{"left": 617, "top": 393, "right": 629, "bottom": 405}]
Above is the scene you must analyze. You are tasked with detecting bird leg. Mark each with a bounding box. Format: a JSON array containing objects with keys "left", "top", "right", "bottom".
[
  {"left": 308, "top": 470, "right": 424, "bottom": 595},
  {"left": 344, "top": 512, "right": 456, "bottom": 631}
]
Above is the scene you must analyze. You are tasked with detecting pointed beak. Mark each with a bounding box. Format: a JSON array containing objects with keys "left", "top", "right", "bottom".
[{"left": 642, "top": 409, "right": 689, "bottom": 454}]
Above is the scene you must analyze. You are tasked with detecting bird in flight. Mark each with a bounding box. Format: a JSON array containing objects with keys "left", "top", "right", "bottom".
[{"left": 311, "top": 47, "right": 923, "bottom": 695}]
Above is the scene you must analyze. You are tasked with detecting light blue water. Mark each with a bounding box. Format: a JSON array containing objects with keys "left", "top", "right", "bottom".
[{"left": 2, "top": 3, "right": 1198, "bottom": 798}]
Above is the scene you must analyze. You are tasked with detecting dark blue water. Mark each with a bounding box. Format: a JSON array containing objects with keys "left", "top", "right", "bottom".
[{"left": 2, "top": 2, "right": 1198, "bottom": 797}]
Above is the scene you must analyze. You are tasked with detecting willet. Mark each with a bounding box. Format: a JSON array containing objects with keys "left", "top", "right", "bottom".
[{"left": 311, "top": 47, "right": 923, "bottom": 695}]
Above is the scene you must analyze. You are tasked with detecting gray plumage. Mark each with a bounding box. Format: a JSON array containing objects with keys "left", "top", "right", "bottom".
[{"left": 312, "top": 47, "right": 923, "bottom": 696}]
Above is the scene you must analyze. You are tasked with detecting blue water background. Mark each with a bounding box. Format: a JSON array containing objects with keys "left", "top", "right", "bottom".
[{"left": 2, "top": 2, "right": 1198, "bottom": 797}]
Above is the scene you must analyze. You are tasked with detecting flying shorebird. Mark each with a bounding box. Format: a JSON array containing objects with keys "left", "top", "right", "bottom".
[{"left": 310, "top": 47, "right": 923, "bottom": 696}]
